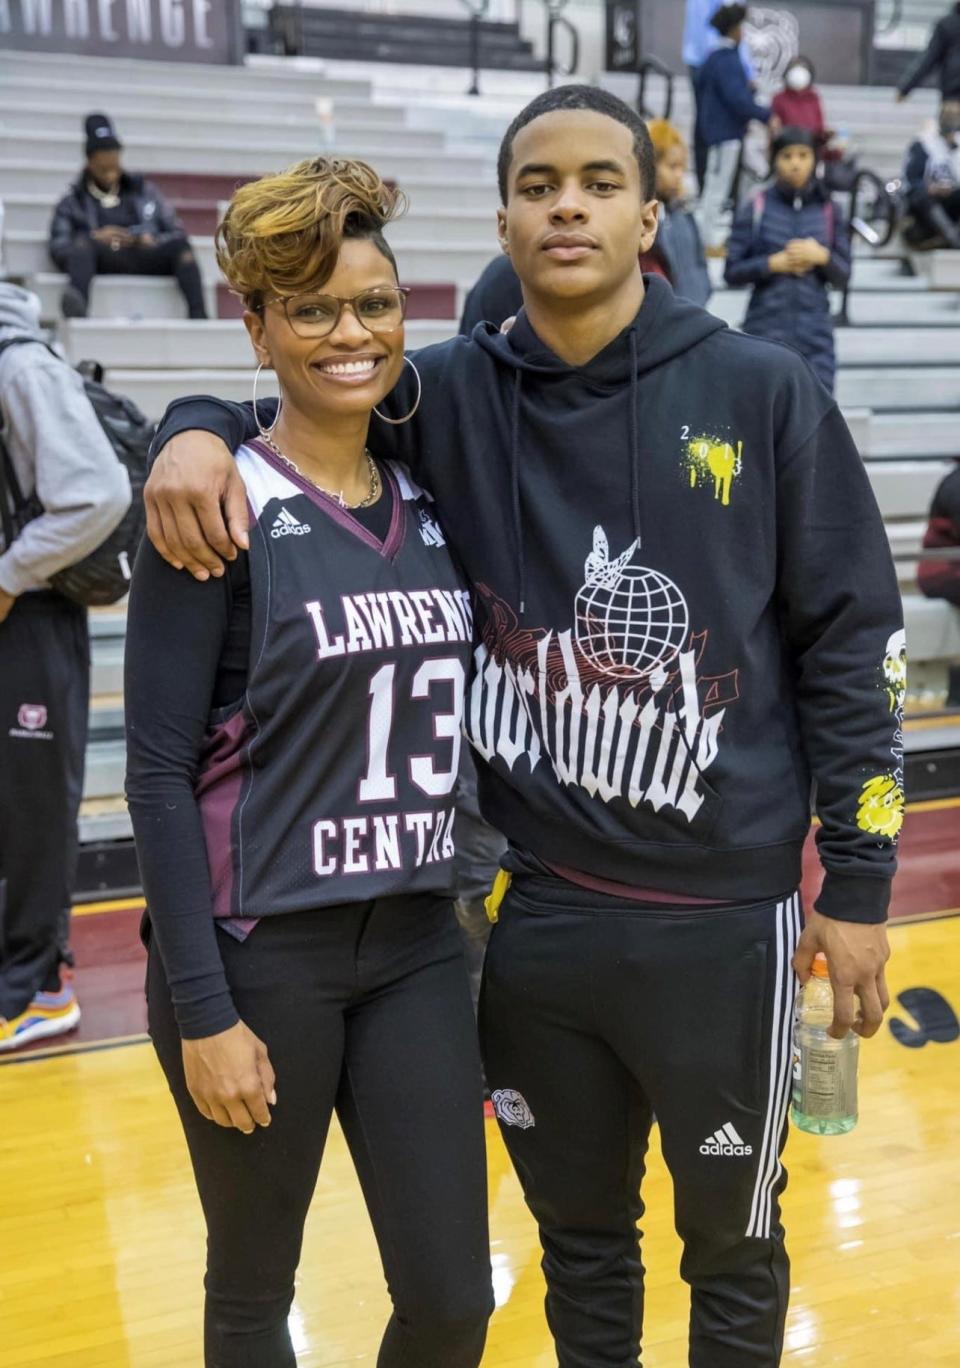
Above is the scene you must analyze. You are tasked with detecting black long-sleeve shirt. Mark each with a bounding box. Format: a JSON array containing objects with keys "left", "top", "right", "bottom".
[{"left": 125, "top": 493, "right": 392, "bottom": 1039}]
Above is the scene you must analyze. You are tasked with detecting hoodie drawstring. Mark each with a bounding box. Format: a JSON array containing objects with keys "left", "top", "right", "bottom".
[
  {"left": 509, "top": 369, "right": 526, "bottom": 618},
  {"left": 629, "top": 330, "right": 642, "bottom": 543}
]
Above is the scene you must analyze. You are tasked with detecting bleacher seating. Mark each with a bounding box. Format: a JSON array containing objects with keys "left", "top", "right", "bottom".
[{"left": 0, "top": 45, "right": 957, "bottom": 883}]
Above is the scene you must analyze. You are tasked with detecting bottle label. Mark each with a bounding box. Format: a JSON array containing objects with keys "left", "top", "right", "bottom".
[{"left": 795, "top": 1041, "right": 858, "bottom": 1120}]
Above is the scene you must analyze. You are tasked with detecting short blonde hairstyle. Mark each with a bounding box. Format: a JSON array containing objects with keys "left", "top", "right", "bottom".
[{"left": 215, "top": 156, "right": 406, "bottom": 309}]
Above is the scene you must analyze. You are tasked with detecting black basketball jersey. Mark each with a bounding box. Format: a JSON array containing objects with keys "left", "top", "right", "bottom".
[{"left": 196, "top": 439, "right": 474, "bottom": 925}]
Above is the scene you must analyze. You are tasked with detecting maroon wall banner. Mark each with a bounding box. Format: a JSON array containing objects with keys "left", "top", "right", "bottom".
[{"left": 0, "top": 0, "right": 243, "bottom": 63}]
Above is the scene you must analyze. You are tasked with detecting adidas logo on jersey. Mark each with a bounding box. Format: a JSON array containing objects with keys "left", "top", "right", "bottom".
[
  {"left": 700, "top": 1123, "right": 753, "bottom": 1157},
  {"left": 271, "top": 507, "right": 312, "bottom": 539}
]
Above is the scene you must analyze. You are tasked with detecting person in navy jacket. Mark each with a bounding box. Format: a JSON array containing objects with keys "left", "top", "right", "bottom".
[
  {"left": 725, "top": 126, "right": 850, "bottom": 393},
  {"left": 693, "top": 3, "right": 769, "bottom": 249}
]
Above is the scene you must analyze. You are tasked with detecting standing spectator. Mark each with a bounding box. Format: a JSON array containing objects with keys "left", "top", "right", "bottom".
[
  {"left": 725, "top": 127, "right": 851, "bottom": 393},
  {"left": 683, "top": 0, "right": 756, "bottom": 187},
  {"left": 647, "top": 119, "right": 712, "bottom": 306},
  {"left": 49, "top": 114, "right": 208, "bottom": 321},
  {"left": 0, "top": 283, "right": 130, "bottom": 1051},
  {"left": 902, "top": 100, "right": 960, "bottom": 248},
  {"left": 693, "top": 4, "right": 770, "bottom": 251},
  {"left": 896, "top": 2, "right": 960, "bottom": 104}
]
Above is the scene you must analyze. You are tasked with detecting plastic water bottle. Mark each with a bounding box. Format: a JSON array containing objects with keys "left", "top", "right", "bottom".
[{"left": 791, "top": 953, "right": 858, "bottom": 1135}]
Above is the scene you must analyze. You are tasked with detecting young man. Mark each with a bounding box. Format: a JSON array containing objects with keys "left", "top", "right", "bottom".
[
  {"left": 0, "top": 283, "right": 131, "bottom": 1050},
  {"left": 143, "top": 87, "right": 899, "bottom": 1366},
  {"left": 694, "top": 4, "right": 770, "bottom": 250},
  {"left": 49, "top": 113, "right": 208, "bottom": 320}
]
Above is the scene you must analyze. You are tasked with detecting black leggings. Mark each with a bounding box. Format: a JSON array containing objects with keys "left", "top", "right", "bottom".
[{"left": 147, "top": 895, "right": 493, "bottom": 1368}]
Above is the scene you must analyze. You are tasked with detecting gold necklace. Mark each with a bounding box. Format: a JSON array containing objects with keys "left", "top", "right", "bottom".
[{"left": 261, "top": 435, "right": 381, "bottom": 509}]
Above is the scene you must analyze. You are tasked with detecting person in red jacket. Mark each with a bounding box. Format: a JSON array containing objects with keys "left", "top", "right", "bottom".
[{"left": 770, "top": 57, "right": 832, "bottom": 155}]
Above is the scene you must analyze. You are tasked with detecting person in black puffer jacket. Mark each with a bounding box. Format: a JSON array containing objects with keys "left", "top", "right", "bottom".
[
  {"left": 724, "top": 126, "right": 850, "bottom": 393},
  {"left": 48, "top": 113, "right": 207, "bottom": 321},
  {"left": 897, "top": 2, "right": 960, "bottom": 104}
]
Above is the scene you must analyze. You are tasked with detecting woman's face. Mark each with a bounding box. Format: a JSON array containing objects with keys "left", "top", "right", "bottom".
[
  {"left": 245, "top": 237, "right": 406, "bottom": 424},
  {"left": 655, "top": 145, "right": 687, "bottom": 205}
]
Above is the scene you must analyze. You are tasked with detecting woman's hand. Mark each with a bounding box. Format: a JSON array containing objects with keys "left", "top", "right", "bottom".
[
  {"left": 182, "top": 1020, "right": 277, "bottom": 1134},
  {"left": 145, "top": 430, "right": 250, "bottom": 580}
]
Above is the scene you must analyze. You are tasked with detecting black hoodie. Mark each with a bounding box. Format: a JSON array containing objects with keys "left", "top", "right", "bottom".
[{"left": 156, "top": 276, "right": 905, "bottom": 922}]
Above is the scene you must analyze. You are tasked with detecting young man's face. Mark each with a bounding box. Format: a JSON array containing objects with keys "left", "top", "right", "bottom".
[
  {"left": 774, "top": 144, "right": 816, "bottom": 190},
  {"left": 87, "top": 150, "right": 122, "bottom": 190},
  {"left": 498, "top": 110, "right": 659, "bottom": 308}
]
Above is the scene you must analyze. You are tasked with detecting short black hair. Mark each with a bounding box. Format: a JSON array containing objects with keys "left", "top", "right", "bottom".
[
  {"left": 710, "top": 4, "right": 747, "bottom": 37},
  {"left": 497, "top": 84, "right": 656, "bottom": 204}
]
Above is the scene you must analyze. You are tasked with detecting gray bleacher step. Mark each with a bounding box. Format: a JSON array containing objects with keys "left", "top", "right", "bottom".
[
  {"left": 0, "top": 105, "right": 446, "bottom": 157},
  {"left": 836, "top": 329, "right": 960, "bottom": 365},
  {"left": 903, "top": 719, "right": 960, "bottom": 754},
  {"left": 0, "top": 94, "right": 413, "bottom": 134},
  {"left": 83, "top": 739, "right": 126, "bottom": 801},
  {"left": 17, "top": 234, "right": 497, "bottom": 288},
  {"left": 867, "top": 460, "right": 954, "bottom": 519},
  {"left": 903, "top": 596, "right": 960, "bottom": 663},
  {"left": 836, "top": 368, "right": 960, "bottom": 410},
  {"left": 91, "top": 640, "right": 124, "bottom": 698},
  {"left": 79, "top": 800, "right": 133, "bottom": 845},
  {"left": 910, "top": 251, "right": 960, "bottom": 291},
  {"left": 2, "top": 133, "right": 492, "bottom": 182},
  {"left": 30, "top": 274, "right": 218, "bottom": 325},
  {"left": 710, "top": 290, "right": 960, "bottom": 329},
  {"left": 864, "top": 411, "right": 960, "bottom": 458}
]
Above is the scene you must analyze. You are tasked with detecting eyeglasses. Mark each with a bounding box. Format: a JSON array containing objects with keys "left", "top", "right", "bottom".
[{"left": 266, "top": 287, "right": 410, "bottom": 339}]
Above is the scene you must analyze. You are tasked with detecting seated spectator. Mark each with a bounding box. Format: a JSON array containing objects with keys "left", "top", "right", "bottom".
[
  {"left": 49, "top": 114, "right": 208, "bottom": 320},
  {"left": 724, "top": 126, "right": 850, "bottom": 393},
  {"left": 0, "top": 282, "right": 131, "bottom": 1052},
  {"left": 693, "top": 4, "right": 770, "bottom": 251},
  {"left": 918, "top": 460, "right": 960, "bottom": 606},
  {"left": 647, "top": 119, "right": 712, "bottom": 307},
  {"left": 918, "top": 459, "right": 960, "bottom": 706},
  {"left": 902, "top": 100, "right": 960, "bottom": 249}
]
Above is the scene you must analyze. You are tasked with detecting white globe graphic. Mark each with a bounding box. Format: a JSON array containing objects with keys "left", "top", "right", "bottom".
[{"left": 575, "top": 551, "right": 690, "bottom": 679}]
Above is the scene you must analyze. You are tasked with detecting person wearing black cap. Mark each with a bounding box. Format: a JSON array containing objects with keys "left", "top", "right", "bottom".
[
  {"left": 724, "top": 125, "right": 850, "bottom": 393},
  {"left": 48, "top": 114, "right": 208, "bottom": 321},
  {"left": 693, "top": 4, "right": 769, "bottom": 250}
]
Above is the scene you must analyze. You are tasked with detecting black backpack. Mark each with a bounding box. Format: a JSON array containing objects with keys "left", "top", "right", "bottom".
[{"left": 0, "top": 337, "right": 153, "bottom": 607}]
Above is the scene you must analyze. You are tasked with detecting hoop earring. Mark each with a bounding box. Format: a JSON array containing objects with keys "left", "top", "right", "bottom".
[
  {"left": 252, "top": 362, "right": 282, "bottom": 438},
  {"left": 373, "top": 356, "right": 422, "bottom": 426}
]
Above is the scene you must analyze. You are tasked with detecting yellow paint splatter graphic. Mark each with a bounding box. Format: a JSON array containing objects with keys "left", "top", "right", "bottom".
[
  {"left": 685, "top": 436, "right": 743, "bottom": 507},
  {"left": 856, "top": 773, "right": 905, "bottom": 839}
]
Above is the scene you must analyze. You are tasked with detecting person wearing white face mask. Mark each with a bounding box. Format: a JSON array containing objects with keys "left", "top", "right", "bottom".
[{"left": 770, "top": 57, "right": 832, "bottom": 157}]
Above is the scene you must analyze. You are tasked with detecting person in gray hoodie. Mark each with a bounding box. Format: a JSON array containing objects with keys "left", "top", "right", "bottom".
[{"left": 0, "top": 283, "right": 130, "bottom": 1051}]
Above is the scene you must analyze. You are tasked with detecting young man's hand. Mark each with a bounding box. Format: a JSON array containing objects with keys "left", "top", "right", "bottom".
[
  {"left": 793, "top": 910, "right": 891, "bottom": 1040},
  {"left": 768, "top": 251, "right": 797, "bottom": 274},
  {"left": 145, "top": 430, "right": 249, "bottom": 579},
  {"left": 0, "top": 587, "right": 16, "bottom": 624},
  {"left": 181, "top": 1019, "right": 277, "bottom": 1133}
]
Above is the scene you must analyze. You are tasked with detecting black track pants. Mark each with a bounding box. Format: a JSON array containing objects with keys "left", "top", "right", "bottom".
[
  {"left": 148, "top": 896, "right": 494, "bottom": 1368},
  {"left": 479, "top": 875, "right": 802, "bottom": 1368},
  {"left": 0, "top": 591, "right": 88, "bottom": 1018},
  {"left": 53, "top": 234, "right": 208, "bottom": 317}
]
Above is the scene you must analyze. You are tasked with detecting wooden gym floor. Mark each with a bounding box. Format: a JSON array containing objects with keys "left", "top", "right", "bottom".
[{"left": 2, "top": 806, "right": 959, "bottom": 1366}]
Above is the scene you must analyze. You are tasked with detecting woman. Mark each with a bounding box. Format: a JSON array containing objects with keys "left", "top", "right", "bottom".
[
  {"left": 724, "top": 126, "right": 850, "bottom": 393},
  {"left": 124, "top": 157, "right": 493, "bottom": 1368},
  {"left": 769, "top": 57, "right": 830, "bottom": 151},
  {"left": 646, "top": 118, "right": 712, "bottom": 307}
]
